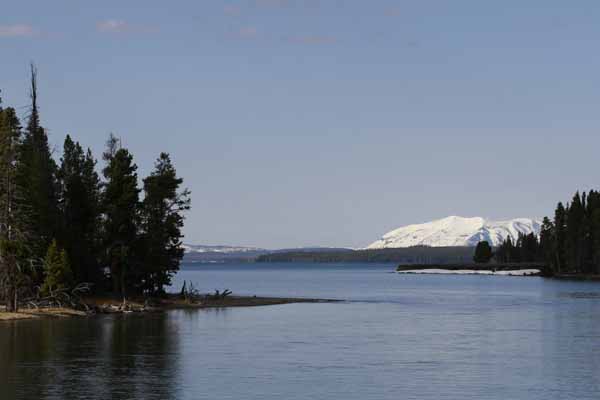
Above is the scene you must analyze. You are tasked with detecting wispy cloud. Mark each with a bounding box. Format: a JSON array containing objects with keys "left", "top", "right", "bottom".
[
  {"left": 97, "top": 19, "right": 129, "bottom": 33},
  {"left": 384, "top": 8, "right": 401, "bottom": 17},
  {"left": 96, "top": 19, "right": 158, "bottom": 34},
  {"left": 0, "top": 24, "right": 36, "bottom": 37},
  {"left": 288, "top": 35, "right": 336, "bottom": 45}
]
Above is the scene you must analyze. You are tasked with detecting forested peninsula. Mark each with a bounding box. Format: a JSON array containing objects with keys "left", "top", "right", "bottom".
[{"left": 0, "top": 66, "right": 191, "bottom": 314}]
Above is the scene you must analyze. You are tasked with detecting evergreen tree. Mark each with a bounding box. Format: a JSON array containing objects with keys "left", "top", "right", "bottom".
[
  {"left": 539, "top": 217, "right": 555, "bottom": 275},
  {"left": 566, "top": 193, "right": 585, "bottom": 272},
  {"left": 40, "top": 240, "right": 73, "bottom": 295},
  {"left": 553, "top": 202, "right": 567, "bottom": 274},
  {"left": 0, "top": 100, "right": 28, "bottom": 311},
  {"left": 473, "top": 241, "right": 493, "bottom": 263},
  {"left": 587, "top": 190, "right": 600, "bottom": 274},
  {"left": 16, "top": 65, "right": 59, "bottom": 274},
  {"left": 495, "top": 236, "right": 513, "bottom": 263},
  {"left": 139, "top": 153, "right": 190, "bottom": 295},
  {"left": 58, "top": 135, "right": 102, "bottom": 286},
  {"left": 102, "top": 135, "right": 140, "bottom": 298}
]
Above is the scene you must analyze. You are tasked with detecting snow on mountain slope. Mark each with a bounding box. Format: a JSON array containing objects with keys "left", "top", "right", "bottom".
[
  {"left": 367, "top": 216, "right": 541, "bottom": 249},
  {"left": 182, "top": 244, "right": 264, "bottom": 254}
]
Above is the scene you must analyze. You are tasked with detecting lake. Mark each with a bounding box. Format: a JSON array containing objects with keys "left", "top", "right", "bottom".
[{"left": 2, "top": 263, "right": 600, "bottom": 399}]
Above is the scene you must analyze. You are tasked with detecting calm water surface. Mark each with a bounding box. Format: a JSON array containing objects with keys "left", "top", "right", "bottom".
[{"left": 2, "top": 263, "right": 600, "bottom": 399}]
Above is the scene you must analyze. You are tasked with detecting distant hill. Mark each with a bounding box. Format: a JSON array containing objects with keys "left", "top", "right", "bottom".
[
  {"left": 256, "top": 246, "right": 475, "bottom": 264},
  {"left": 367, "top": 216, "right": 541, "bottom": 249},
  {"left": 184, "top": 216, "right": 541, "bottom": 264},
  {"left": 182, "top": 244, "right": 352, "bottom": 263}
]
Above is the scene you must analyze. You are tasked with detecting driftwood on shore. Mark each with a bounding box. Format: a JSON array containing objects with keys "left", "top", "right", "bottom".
[
  {"left": 180, "top": 280, "right": 232, "bottom": 303},
  {"left": 21, "top": 283, "right": 93, "bottom": 312}
]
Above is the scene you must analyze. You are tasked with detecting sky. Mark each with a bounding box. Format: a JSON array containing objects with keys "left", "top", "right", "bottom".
[{"left": 2, "top": 1, "right": 600, "bottom": 249}]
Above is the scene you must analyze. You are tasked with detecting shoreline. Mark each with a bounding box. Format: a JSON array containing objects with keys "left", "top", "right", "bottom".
[
  {"left": 396, "top": 263, "right": 544, "bottom": 277},
  {"left": 0, "top": 294, "right": 340, "bottom": 322},
  {"left": 396, "top": 268, "right": 541, "bottom": 276}
]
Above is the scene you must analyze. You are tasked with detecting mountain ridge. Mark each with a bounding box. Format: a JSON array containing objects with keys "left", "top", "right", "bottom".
[{"left": 367, "top": 216, "right": 541, "bottom": 249}]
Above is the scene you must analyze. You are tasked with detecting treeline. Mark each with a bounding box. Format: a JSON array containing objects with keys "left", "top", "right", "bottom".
[
  {"left": 537, "top": 190, "right": 600, "bottom": 276},
  {"left": 488, "top": 190, "right": 600, "bottom": 276},
  {"left": 256, "top": 246, "right": 475, "bottom": 264},
  {"left": 494, "top": 232, "right": 543, "bottom": 263},
  {"left": 0, "top": 66, "right": 190, "bottom": 312}
]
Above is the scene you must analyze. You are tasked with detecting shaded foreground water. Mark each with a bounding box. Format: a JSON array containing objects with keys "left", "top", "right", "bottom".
[{"left": 2, "top": 263, "right": 600, "bottom": 399}]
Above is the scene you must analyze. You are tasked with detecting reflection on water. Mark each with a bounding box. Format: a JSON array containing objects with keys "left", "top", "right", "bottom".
[
  {"left": 0, "top": 314, "right": 180, "bottom": 400},
  {"left": 2, "top": 264, "right": 600, "bottom": 400}
]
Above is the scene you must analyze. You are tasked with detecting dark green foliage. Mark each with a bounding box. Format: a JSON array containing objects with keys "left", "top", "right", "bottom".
[
  {"left": 16, "top": 66, "right": 59, "bottom": 273},
  {"left": 0, "top": 100, "right": 29, "bottom": 311},
  {"left": 40, "top": 240, "right": 73, "bottom": 295},
  {"left": 495, "top": 232, "right": 543, "bottom": 264},
  {"left": 57, "top": 135, "right": 102, "bottom": 286},
  {"left": 0, "top": 240, "right": 28, "bottom": 312},
  {"left": 553, "top": 202, "right": 567, "bottom": 273},
  {"left": 256, "top": 246, "right": 476, "bottom": 263},
  {"left": 539, "top": 217, "right": 555, "bottom": 276},
  {"left": 566, "top": 192, "right": 585, "bottom": 273},
  {"left": 540, "top": 190, "right": 600, "bottom": 276},
  {"left": 473, "top": 241, "right": 493, "bottom": 263},
  {"left": 2, "top": 70, "right": 191, "bottom": 306},
  {"left": 102, "top": 135, "right": 141, "bottom": 297},
  {"left": 495, "top": 236, "right": 515, "bottom": 263},
  {"left": 138, "top": 153, "right": 190, "bottom": 295},
  {"left": 0, "top": 105, "right": 23, "bottom": 241}
]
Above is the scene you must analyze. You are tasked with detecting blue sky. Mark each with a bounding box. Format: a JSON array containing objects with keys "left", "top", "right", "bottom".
[{"left": 2, "top": 1, "right": 600, "bottom": 248}]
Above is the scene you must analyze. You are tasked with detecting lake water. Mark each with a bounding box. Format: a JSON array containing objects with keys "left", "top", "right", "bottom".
[{"left": 2, "top": 263, "right": 600, "bottom": 400}]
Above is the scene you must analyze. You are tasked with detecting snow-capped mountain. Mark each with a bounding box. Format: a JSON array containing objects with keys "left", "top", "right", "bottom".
[
  {"left": 182, "top": 244, "right": 264, "bottom": 254},
  {"left": 367, "top": 216, "right": 541, "bottom": 249}
]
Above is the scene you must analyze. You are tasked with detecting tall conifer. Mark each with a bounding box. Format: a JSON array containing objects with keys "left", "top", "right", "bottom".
[
  {"left": 0, "top": 100, "right": 27, "bottom": 311},
  {"left": 58, "top": 135, "right": 102, "bottom": 286},
  {"left": 17, "top": 65, "right": 59, "bottom": 273},
  {"left": 139, "top": 153, "right": 190, "bottom": 294},
  {"left": 102, "top": 135, "right": 140, "bottom": 297}
]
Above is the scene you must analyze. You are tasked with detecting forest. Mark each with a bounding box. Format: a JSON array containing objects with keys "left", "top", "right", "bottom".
[
  {"left": 0, "top": 66, "right": 190, "bottom": 312},
  {"left": 256, "top": 246, "right": 475, "bottom": 264},
  {"left": 475, "top": 191, "right": 600, "bottom": 277}
]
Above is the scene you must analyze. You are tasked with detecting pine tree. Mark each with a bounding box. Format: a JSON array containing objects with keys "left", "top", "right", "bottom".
[
  {"left": 566, "top": 193, "right": 585, "bottom": 272},
  {"left": 553, "top": 202, "right": 567, "bottom": 274},
  {"left": 539, "top": 217, "right": 555, "bottom": 275},
  {"left": 58, "top": 135, "right": 102, "bottom": 286},
  {"left": 473, "top": 241, "right": 493, "bottom": 263},
  {"left": 495, "top": 236, "right": 513, "bottom": 263},
  {"left": 0, "top": 100, "right": 28, "bottom": 311},
  {"left": 16, "top": 65, "right": 59, "bottom": 275},
  {"left": 139, "top": 153, "right": 190, "bottom": 295},
  {"left": 587, "top": 190, "right": 600, "bottom": 274},
  {"left": 40, "top": 240, "right": 73, "bottom": 295},
  {"left": 102, "top": 135, "right": 140, "bottom": 298}
]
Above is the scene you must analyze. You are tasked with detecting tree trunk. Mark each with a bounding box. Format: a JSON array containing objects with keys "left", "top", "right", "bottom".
[{"left": 6, "top": 285, "right": 17, "bottom": 312}]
